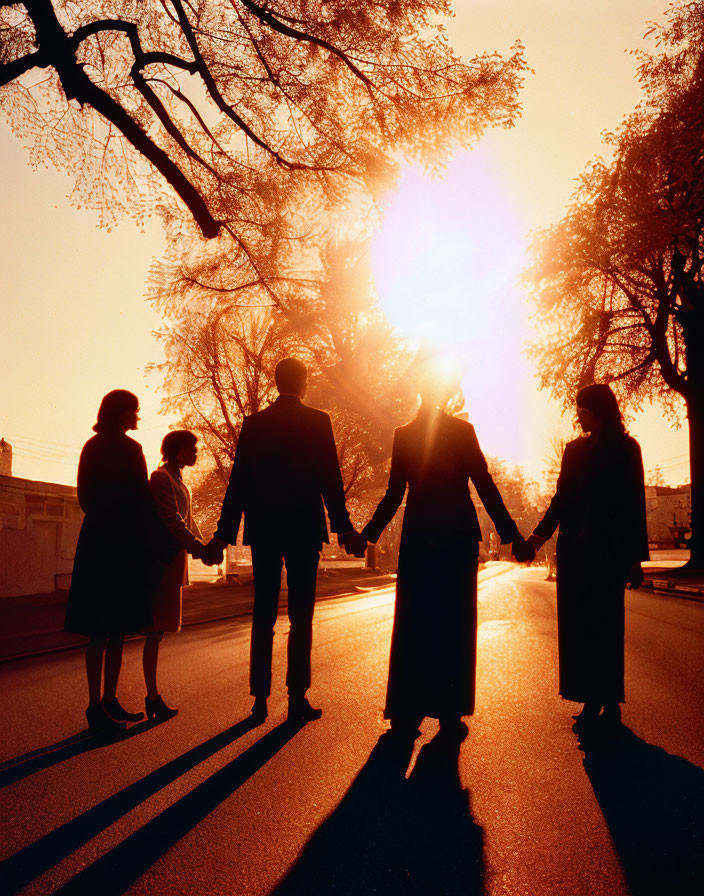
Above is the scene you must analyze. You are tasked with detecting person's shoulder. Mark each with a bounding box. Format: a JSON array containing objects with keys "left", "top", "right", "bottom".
[
  {"left": 301, "top": 403, "right": 332, "bottom": 426},
  {"left": 622, "top": 433, "right": 643, "bottom": 457},
  {"left": 448, "top": 414, "right": 474, "bottom": 435},
  {"left": 150, "top": 466, "right": 169, "bottom": 484},
  {"left": 123, "top": 434, "right": 145, "bottom": 455}
]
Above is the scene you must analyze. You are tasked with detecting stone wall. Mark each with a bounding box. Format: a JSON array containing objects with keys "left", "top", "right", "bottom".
[{"left": 0, "top": 473, "right": 82, "bottom": 598}]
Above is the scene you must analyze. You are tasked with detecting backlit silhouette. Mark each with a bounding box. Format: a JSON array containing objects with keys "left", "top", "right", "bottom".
[
  {"left": 64, "top": 391, "right": 177, "bottom": 733},
  {"left": 207, "top": 358, "right": 363, "bottom": 723},
  {"left": 530, "top": 384, "right": 649, "bottom": 729},
  {"left": 362, "top": 364, "right": 534, "bottom": 734}
]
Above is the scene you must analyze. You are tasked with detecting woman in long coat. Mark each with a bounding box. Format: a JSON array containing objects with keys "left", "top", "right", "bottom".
[
  {"left": 65, "top": 390, "right": 177, "bottom": 733},
  {"left": 142, "top": 430, "right": 205, "bottom": 721},
  {"left": 529, "top": 384, "right": 649, "bottom": 730},
  {"left": 362, "top": 379, "right": 530, "bottom": 735}
]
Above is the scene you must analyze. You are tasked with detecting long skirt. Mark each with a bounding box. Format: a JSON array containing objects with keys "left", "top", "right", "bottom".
[
  {"left": 385, "top": 533, "right": 479, "bottom": 720},
  {"left": 556, "top": 536, "right": 625, "bottom": 703}
]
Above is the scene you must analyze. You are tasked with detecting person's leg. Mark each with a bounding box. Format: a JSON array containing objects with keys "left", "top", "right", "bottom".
[
  {"left": 284, "top": 546, "right": 320, "bottom": 705},
  {"left": 249, "top": 545, "right": 284, "bottom": 700},
  {"left": 86, "top": 637, "right": 106, "bottom": 706},
  {"left": 103, "top": 636, "right": 124, "bottom": 701},
  {"left": 143, "top": 632, "right": 163, "bottom": 700},
  {"left": 85, "top": 637, "right": 127, "bottom": 733}
]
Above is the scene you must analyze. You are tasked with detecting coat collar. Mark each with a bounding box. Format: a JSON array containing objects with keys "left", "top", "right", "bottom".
[{"left": 275, "top": 393, "right": 303, "bottom": 405}]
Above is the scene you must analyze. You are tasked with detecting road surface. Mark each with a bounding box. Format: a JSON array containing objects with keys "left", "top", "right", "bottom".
[{"left": 1, "top": 566, "right": 703, "bottom": 895}]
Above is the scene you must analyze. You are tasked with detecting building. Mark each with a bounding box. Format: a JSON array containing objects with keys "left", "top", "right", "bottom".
[
  {"left": 0, "top": 441, "right": 82, "bottom": 599},
  {"left": 645, "top": 485, "right": 691, "bottom": 548}
]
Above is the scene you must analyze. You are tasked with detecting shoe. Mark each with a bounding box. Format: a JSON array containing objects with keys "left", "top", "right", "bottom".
[
  {"left": 389, "top": 715, "right": 423, "bottom": 738},
  {"left": 288, "top": 696, "right": 322, "bottom": 722},
  {"left": 86, "top": 704, "right": 127, "bottom": 734},
  {"left": 572, "top": 705, "right": 600, "bottom": 733},
  {"left": 439, "top": 716, "right": 469, "bottom": 741},
  {"left": 601, "top": 703, "right": 622, "bottom": 728},
  {"left": 144, "top": 695, "right": 178, "bottom": 722},
  {"left": 251, "top": 697, "right": 268, "bottom": 721},
  {"left": 102, "top": 698, "right": 144, "bottom": 722}
]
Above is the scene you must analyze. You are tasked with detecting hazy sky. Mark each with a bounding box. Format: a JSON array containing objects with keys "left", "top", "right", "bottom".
[{"left": 0, "top": 0, "right": 690, "bottom": 487}]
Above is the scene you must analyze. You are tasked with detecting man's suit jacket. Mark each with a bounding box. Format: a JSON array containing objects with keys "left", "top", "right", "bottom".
[{"left": 215, "top": 395, "right": 352, "bottom": 549}]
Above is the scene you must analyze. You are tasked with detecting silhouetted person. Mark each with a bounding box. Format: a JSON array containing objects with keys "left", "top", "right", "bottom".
[
  {"left": 361, "top": 366, "right": 534, "bottom": 736},
  {"left": 529, "top": 384, "right": 649, "bottom": 730},
  {"left": 65, "top": 391, "right": 177, "bottom": 733},
  {"left": 143, "top": 430, "right": 207, "bottom": 722},
  {"left": 208, "top": 358, "right": 361, "bottom": 723}
]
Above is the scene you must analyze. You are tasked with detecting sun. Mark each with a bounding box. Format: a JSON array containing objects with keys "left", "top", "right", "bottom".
[{"left": 371, "top": 148, "right": 532, "bottom": 459}]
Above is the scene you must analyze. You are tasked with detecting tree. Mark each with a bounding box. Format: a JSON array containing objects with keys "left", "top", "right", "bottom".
[
  {"left": 527, "top": 1, "right": 704, "bottom": 567},
  {"left": 150, "top": 236, "right": 417, "bottom": 531},
  {"left": 0, "top": 0, "right": 527, "bottom": 254}
]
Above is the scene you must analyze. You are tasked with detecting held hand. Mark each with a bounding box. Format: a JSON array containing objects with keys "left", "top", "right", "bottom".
[
  {"left": 512, "top": 537, "right": 535, "bottom": 564},
  {"left": 528, "top": 533, "right": 546, "bottom": 552},
  {"left": 190, "top": 540, "right": 206, "bottom": 561},
  {"left": 626, "top": 562, "right": 644, "bottom": 590},
  {"left": 202, "top": 538, "right": 226, "bottom": 567},
  {"left": 339, "top": 530, "right": 367, "bottom": 558}
]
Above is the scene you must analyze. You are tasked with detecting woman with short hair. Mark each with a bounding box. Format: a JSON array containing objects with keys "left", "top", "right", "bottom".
[
  {"left": 529, "top": 384, "right": 649, "bottom": 731},
  {"left": 142, "top": 429, "right": 205, "bottom": 721},
  {"left": 66, "top": 390, "right": 176, "bottom": 733}
]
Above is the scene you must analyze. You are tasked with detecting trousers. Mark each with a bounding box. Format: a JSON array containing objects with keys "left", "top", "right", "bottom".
[{"left": 249, "top": 543, "right": 320, "bottom": 698}]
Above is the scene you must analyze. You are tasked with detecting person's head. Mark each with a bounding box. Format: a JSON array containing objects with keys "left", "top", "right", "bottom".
[
  {"left": 160, "top": 430, "right": 198, "bottom": 468},
  {"left": 275, "top": 357, "right": 307, "bottom": 397},
  {"left": 93, "top": 390, "right": 139, "bottom": 434},
  {"left": 576, "top": 383, "right": 624, "bottom": 435},
  {"left": 416, "top": 355, "right": 462, "bottom": 411}
]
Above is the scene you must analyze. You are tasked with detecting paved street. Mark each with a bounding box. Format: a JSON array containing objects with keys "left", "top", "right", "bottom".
[{"left": 1, "top": 566, "right": 703, "bottom": 896}]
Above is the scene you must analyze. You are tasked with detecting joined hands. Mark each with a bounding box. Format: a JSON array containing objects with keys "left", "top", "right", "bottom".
[
  {"left": 339, "top": 530, "right": 367, "bottom": 558},
  {"left": 199, "top": 537, "right": 226, "bottom": 567},
  {"left": 512, "top": 536, "right": 536, "bottom": 564}
]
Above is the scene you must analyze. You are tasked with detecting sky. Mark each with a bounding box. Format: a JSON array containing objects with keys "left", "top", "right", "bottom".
[{"left": 0, "top": 0, "right": 691, "bottom": 488}]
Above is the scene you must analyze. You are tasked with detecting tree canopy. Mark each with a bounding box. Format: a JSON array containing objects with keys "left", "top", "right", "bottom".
[
  {"left": 527, "top": 0, "right": 704, "bottom": 564},
  {"left": 527, "top": 0, "right": 703, "bottom": 415},
  {"left": 1, "top": 0, "right": 527, "bottom": 248}
]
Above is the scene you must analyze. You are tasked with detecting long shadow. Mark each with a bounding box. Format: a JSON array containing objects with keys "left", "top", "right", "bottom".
[
  {"left": 0, "top": 715, "right": 261, "bottom": 894},
  {"left": 0, "top": 719, "right": 164, "bottom": 790},
  {"left": 48, "top": 718, "right": 305, "bottom": 895},
  {"left": 579, "top": 724, "right": 704, "bottom": 896},
  {"left": 274, "top": 730, "right": 484, "bottom": 895}
]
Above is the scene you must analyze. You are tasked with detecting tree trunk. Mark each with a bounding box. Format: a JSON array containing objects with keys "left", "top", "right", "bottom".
[{"left": 683, "top": 307, "right": 704, "bottom": 569}]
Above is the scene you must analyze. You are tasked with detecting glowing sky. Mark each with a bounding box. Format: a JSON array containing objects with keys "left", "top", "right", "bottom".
[{"left": 0, "top": 0, "right": 691, "bottom": 487}]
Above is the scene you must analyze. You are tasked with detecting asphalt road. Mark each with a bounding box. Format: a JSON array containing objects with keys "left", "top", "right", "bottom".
[{"left": 1, "top": 567, "right": 703, "bottom": 896}]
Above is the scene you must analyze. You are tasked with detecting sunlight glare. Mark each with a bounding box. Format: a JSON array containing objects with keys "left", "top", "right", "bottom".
[{"left": 371, "top": 149, "right": 532, "bottom": 462}]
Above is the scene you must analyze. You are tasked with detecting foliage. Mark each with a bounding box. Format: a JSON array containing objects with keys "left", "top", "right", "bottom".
[
  {"left": 526, "top": 0, "right": 704, "bottom": 416},
  {"left": 0, "top": 0, "right": 527, "bottom": 256},
  {"left": 150, "top": 236, "right": 418, "bottom": 531}
]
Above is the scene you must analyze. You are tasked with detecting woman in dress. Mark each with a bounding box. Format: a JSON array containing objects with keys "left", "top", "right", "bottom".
[
  {"left": 143, "top": 430, "right": 205, "bottom": 720},
  {"left": 529, "top": 384, "right": 649, "bottom": 730},
  {"left": 65, "top": 390, "right": 176, "bottom": 733},
  {"left": 361, "top": 371, "right": 533, "bottom": 737}
]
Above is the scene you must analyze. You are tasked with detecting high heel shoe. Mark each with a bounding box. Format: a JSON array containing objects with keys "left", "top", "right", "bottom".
[
  {"left": 86, "top": 704, "right": 126, "bottom": 734},
  {"left": 145, "top": 695, "right": 178, "bottom": 722},
  {"left": 102, "top": 698, "right": 144, "bottom": 722}
]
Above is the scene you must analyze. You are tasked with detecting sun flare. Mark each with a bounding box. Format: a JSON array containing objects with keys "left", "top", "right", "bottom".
[{"left": 371, "top": 149, "right": 532, "bottom": 459}]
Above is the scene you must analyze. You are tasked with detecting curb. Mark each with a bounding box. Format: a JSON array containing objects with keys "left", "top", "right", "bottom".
[{"left": 642, "top": 577, "right": 704, "bottom": 603}]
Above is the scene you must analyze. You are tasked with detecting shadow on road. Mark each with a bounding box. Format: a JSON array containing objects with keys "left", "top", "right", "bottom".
[
  {"left": 0, "top": 718, "right": 165, "bottom": 791},
  {"left": 579, "top": 724, "right": 704, "bottom": 896},
  {"left": 44, "top": 717, "right": 305, "bottom": 895},
  {"left": 274, "top": 730, "right": 484, "bottom": 895},
  {"left": 0, "top": 715, "right": 262, "bottom": 894}
]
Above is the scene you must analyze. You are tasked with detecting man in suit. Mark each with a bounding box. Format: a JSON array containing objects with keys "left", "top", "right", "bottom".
[{"left": 207, "top": 358, "right": 363, "bottom": 722}]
